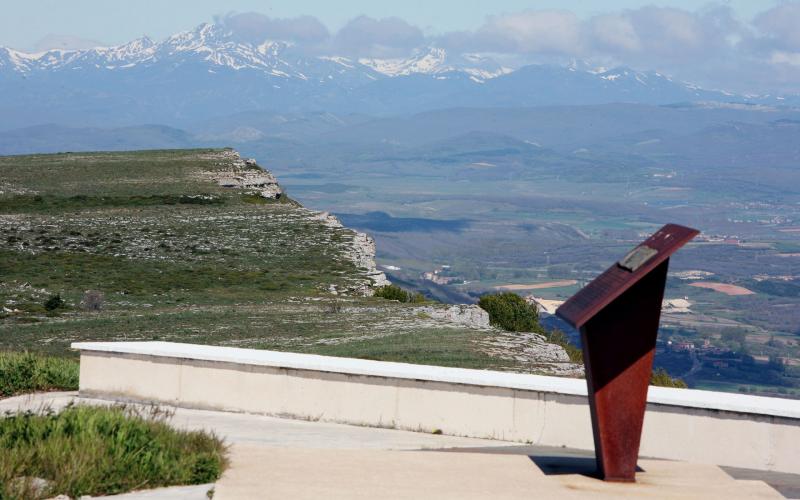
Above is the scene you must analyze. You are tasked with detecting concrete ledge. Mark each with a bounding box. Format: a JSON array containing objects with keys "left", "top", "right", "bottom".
[{"left": 72, "top": 341, "right": 800, "bottom": 474}]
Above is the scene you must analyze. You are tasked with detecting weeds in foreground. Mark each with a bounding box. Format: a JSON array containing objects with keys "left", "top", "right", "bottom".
[
  {"left": 0, "top": 352, "right": 79, "bottom": 398},
  {"left": 0, "top": 404, "right": 228, "bottom": 499}
]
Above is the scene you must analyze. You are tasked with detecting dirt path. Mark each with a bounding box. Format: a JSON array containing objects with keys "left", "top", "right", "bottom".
[{"left": 494, "top": 280, "right": 578, "bottom": 291}]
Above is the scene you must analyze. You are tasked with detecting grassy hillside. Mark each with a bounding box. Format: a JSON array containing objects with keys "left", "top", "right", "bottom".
[{"left": 0, "top": 149, "right": 577, "bottom": 375}]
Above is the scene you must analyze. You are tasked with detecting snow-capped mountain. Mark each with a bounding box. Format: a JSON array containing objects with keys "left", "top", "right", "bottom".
[
  {"left": 1, "top": 21, "right": 797, "bottom": 129},
  {"left": 1, "top": 24, "right": 372, "bottom": 82},
  {"left": 358, "top": 48, "right": 511, "bottom": 82},
  {"left": 1, "top": 24, "right": 509, "bottom": 83}
]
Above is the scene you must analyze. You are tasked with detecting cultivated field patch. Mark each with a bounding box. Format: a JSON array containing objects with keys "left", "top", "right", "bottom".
[{"left": 689, "top": 282, "right": 755, "bottom": 296}]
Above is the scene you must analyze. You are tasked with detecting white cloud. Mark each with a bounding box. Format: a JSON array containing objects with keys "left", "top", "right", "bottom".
[
  {"left": 333, "top": 16, "right": 425, "bottom": 58},
  {"left": 770, "top": 51, "right": 800, "bottom": 67},
  {"left": 753, "top": 2, "right": 800, "bottom": 51},
  {"left": 477, "top": 10, "right": 582, "bottom": 54},
  {"left": 213, "top": 5, "right": 800, "bottom": 93},
  {"left": 216, "top": 12, "right": 330, "bottom": 45},
  {"left": 588, "top": 14, "right": 642, "bottom": 53}
]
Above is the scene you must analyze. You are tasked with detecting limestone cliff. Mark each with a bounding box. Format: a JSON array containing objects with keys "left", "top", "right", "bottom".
[
  {"left": 211, "top": 150, "right": 388, "bottom": 295},
  {"left": 312, "top": 211, "right": 390, "bottom": 295},
  {"left": 210, "top": 149, "right": 283, "bottom": 199}
]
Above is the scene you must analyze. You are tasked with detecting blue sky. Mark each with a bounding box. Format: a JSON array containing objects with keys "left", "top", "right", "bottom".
[{"left": 1, "top": 0, "right": 784, "bottom": 49}]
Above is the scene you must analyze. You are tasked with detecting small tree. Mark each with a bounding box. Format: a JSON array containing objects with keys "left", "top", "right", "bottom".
[
  {"left": 374, "top": 285, "right": 427, "bottom": 303},
  {"left": 44, "top": 294, "right": 65, "bottom": 311},
  {"left": 478, "top": 292, "right": 540, "bottom": 332},
  {"left": 374, "top": 285, "right": 409, "bottom": 301}
]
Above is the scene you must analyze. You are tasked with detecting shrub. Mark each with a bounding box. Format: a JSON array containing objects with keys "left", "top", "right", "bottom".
[
  {"left": 374, "top": 285, "right": 409, "bottom": 301},
  {"left": 650, "top": 368, "right": 688, "bottom": 388},
  {"left": 374, "top": 285, "right": 426, "bottom": 303},
  {"left": 0, "top": 352, "right": 79, "bottom": 398},
  {"left": 478, "top": 292, "right": 541, "bottom": 332},
  {"left": 0, "top": 405, "right": 227, "bottom": 498},
  {"left": 43, "top": 294, "right": 65, "bottom": 311},
  {"left": 81, "top": 290, "right": 105, "bottom": 311}
]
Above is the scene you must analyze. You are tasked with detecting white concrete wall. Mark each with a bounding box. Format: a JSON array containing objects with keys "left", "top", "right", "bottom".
[{"left": 73, "top": 342, "right": 800, "bottom": 474}]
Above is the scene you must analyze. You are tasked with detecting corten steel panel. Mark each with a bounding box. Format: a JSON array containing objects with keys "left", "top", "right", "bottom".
[
  {"left": 556, "top": 223, "right": 699, "bottom": 482},
  {"left": 557, "top": 224, "right": 699, "bottom": 329}
]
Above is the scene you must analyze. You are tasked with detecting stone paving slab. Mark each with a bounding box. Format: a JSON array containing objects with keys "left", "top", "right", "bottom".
[
  {"left": 82, "top": 484, "right": 214, "bottom": 499},
  {"left": 214, "top": 445, "right": 783, "bottom": 500}
]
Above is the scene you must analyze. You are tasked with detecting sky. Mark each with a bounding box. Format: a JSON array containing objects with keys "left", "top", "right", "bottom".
[
  {"left": 3, "top": 1, "right": 800, "bottom": 93},
  {"left": 1, "top": 0, "right": 784, "bottom": 49}
]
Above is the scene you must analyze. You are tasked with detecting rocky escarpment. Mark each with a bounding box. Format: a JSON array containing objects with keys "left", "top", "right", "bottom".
[
  {"left": 476, "top": 331, "right": 584, "bottom": 376},
  {"left": 414, "top": 304, "right": 582, "bottom": 375},
  {"left": 208, "top": 150, "right": 388, "bottom": 295},
  {"left": 208, "top": 149, "right": 283, "bottom": 199},
  {"left": 312, "top": 211, "right": 390, "bottom": 295}
]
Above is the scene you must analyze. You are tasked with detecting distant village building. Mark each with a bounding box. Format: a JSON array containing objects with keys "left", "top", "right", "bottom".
[{"left": 421, "top": 266, "right": 458, "bottom": 285}]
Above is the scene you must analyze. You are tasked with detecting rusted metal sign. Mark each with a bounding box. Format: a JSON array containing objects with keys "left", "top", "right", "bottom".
[{"left": 556, "top": 223, "right": 699, "bottom": 482}]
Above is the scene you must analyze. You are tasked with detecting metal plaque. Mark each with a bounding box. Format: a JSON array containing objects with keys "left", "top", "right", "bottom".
[{"left": 617, "top": 245, "right": 658, "bottom": 272}]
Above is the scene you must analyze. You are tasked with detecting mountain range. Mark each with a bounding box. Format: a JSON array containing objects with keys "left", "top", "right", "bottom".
[{"left": 2, "top": 22, "right": 799, "bottom": 130}]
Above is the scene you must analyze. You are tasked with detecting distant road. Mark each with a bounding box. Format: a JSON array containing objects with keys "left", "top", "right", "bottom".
[
  {"left": 681, "top": 349, "right": 703, "bottom": 380},
  {"left": 494, "top": 280, "right": 578, "bottom": 291}
]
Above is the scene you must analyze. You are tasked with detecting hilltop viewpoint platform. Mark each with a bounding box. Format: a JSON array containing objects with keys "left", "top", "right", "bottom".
[{"left": 72, "top": 341, "right": 800, "bottom": 477}]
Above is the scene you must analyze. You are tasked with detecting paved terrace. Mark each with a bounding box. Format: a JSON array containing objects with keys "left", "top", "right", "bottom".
[
  {"left": 5, "top": 341, "right": 799, "bottom": 498},
  {"left": 2, "top": 391, "right": 798, "bottom": 499}
]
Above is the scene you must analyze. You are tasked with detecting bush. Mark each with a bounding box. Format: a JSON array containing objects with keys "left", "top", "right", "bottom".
[
  {"left": 374, "top": 285, "right": 426, "bottom": 303},
  {"left": 0, "top": 352, "right": 79, "bottom": 398},
  {"left": 650, "top": 368, "right": 687, "bottom": 388},
  {"left": 43, "top": 294, "right": 65, "bottom": 311},
  {"left": 478, "top": 292, "right": 541, "bottom": 332},
  {"left": 0, "top": 405, "right": 227, "bottom": 498}
]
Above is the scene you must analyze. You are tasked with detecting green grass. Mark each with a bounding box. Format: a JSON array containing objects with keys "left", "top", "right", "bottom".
[
  {"left": 0, "top": 352, "right": 79, "bottom": 398},
  {"left": 0, "top": 149, "right": 232, "bottom": 198},
  {"left": 0, "top": 249, "right": 340, "bottom": 306},
  {"left": 304, "top": 327, "right": 509, "bottom": 370},
  {"left": 0, "top": 405, "right": 227, "bottom": 499},
  {"left": 0, "top": 194, "right": 226, "bottom": 214}
]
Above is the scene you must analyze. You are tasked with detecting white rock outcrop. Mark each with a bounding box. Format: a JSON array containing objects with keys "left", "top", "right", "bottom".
[
  {"left": 419, "top": 304, "right": 490, "bottom": 329},
  {"left": 312, "top": 211, "right": 389, "bottom": 294},
  {"left": 477, "top": 331, "right": 584, "bottom": 376},
  {"left": 210, "top": 150, "right": 284, "bottom": 199}
]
